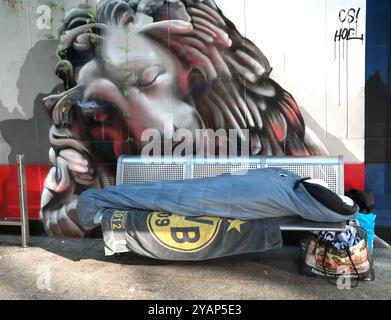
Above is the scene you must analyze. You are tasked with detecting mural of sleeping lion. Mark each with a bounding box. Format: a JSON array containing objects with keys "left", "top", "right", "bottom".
[{"left": 40, "top": 0, "right": 328, "bottom": 237}]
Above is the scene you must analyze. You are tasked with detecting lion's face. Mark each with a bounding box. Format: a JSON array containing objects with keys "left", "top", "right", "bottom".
[{"left": 77, "top": 22, "right": 204, "bottom": 158}]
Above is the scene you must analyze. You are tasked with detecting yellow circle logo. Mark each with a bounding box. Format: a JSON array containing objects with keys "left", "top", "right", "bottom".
[{"left": 147, "top": 212, "right": 222, "bottom": 253}]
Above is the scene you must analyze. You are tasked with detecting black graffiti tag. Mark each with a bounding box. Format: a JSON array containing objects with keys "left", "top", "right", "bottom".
[
  {"left": 333, "top": 7, "right": 364, "bottom": 108},
  {"left": 335, "top": 8, "right": 364, "bottom": 42}
]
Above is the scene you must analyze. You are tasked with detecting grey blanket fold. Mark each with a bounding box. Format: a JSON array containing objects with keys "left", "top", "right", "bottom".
[{"left": 77, "top": 168, "right": 354, "bottom": 231}]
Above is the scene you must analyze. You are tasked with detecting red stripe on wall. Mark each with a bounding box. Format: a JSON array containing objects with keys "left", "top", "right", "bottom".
[
  {"left": 0, "top": 164, "right": 50, "bottom": 221},
  {"left": 0, "top": 163, "right": 366, "bottom": 222},
  {"left": 344, "top": 163, "right": 365, "bottom": 192}
]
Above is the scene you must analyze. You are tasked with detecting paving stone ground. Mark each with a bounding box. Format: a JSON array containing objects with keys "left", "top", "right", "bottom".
[{"left": 0, "top": 235, "right": 390, "bottom": 300}]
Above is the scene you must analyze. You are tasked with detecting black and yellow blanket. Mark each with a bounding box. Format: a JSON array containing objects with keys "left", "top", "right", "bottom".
[{"left": 101, "top": 209, "right": 283, "bottom": 260}]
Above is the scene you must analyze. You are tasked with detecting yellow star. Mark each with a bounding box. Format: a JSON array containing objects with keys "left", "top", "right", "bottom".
[{"left": 227, "top": 219, "right": 247, "bottom": 233}]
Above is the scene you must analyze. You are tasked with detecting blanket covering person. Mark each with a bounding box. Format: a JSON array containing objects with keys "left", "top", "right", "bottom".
[
  {"left": 74, "top": 168, "right": 359, "bottom": 259},
  {"left": 77, "top": 168, "right": 357, "bottom": 232}
]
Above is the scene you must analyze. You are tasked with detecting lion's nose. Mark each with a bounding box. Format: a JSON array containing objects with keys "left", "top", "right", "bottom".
[{"left": 78, "top": 100, "right": 116, "bottom": 124}]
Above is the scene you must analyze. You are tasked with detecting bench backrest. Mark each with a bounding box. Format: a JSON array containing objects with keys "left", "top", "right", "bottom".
[{"left": 116, "top": 156, "right": 344, "bottom": 195}]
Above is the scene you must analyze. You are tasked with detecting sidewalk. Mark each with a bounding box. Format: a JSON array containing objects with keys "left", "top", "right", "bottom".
[{"left": 1, "top": 235, "right": 390, "bottom": 300}]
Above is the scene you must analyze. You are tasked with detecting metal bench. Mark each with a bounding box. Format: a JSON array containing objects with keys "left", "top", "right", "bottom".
[{"left": 116, "top": 156, "right": 347, "bottom": 232}]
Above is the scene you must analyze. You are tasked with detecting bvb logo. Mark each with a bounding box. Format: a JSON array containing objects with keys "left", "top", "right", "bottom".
[{"left": 147, "top": 212, "right": 222, "bottom": 253}]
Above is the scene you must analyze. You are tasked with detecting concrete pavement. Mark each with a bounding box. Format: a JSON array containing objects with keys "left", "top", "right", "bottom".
[{"left": 0, "top": 235, "right": 390, "bottom": 300}]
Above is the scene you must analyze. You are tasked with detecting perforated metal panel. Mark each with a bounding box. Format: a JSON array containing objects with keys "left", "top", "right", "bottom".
[
  {"left": 193, "top": 164, "right": 262, "bottom": 179},
  {"left": 266, "top": 165, "right": 338, "bottom": 193},
  {"left": 121, "top": 163, "right": 185, "bottom": 184},
  {"left": 116, "top": 157, "right": 343, "bottom": 193}
]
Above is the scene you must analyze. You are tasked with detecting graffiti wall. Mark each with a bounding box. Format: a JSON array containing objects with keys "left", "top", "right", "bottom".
[{"left": 0, "top": 0, "right": 368, "bottom": 235}]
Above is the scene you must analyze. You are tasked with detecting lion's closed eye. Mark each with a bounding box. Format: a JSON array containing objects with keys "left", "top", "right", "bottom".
[{"left": 140, "top": 65, "right": 166, "bottom": 87}]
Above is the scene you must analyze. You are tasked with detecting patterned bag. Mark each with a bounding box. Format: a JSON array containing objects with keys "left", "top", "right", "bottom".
[{"left": 300, "top": 225, "right": 375, "bottom": 286}]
